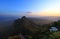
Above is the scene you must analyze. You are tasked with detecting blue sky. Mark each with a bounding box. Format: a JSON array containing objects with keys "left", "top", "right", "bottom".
[
  {"left": 0, "top": 0, "right": 44, "bottom": 11},
  {"left": 0, "top": 0, "right": 60, "bottom": 16},
  {"left": 0, "top": 0, "right": 47, "bottom": 15}
]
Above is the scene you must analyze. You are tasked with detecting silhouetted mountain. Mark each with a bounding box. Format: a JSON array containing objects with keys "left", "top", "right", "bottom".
[
  {"left": 0, "top": 16, "right": 53, "bottom": 39},
  {"left": 13, "top": 16, "right": 50, "bottom": 39},
  {"left": 14, "top": 16, "right": 39, "bottom": 32}
]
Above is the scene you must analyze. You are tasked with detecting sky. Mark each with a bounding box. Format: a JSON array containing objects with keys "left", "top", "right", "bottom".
[{"left": 0, "top": 0, "right": 60, "bottom": 16}]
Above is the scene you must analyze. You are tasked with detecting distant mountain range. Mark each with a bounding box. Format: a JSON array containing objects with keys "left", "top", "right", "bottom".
[{"left": 0, "top": 16, "right": 60, "bottom": 28}]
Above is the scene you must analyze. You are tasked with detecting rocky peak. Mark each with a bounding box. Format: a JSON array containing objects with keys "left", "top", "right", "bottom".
[{"left": 14, "top": 16, "right": 39, "bottom": 31}]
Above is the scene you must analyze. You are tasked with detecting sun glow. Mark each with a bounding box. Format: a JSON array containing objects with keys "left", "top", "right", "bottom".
[
  {"left": 29, "top": 9, "right": 60, "bottom": 16},
  {"left": 29, "top": 7, "right": 60, "bottom": 16},
  {"left": 28, "top": 0, "right": 60, "bottom": 17}
]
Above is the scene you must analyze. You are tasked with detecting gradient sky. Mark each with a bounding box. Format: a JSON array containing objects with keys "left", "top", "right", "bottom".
[{"left": 0, "top": 0, "right": 60, "bottom": 16}]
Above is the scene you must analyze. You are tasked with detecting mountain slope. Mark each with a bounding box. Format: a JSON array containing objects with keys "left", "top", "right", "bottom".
[{"left": 14, "top": 16, "right": 39, "bottom": 32}]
